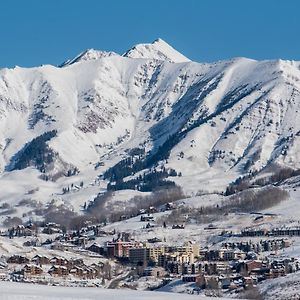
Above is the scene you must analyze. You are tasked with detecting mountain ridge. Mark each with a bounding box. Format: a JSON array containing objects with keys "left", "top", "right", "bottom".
[{"left": 0, "top": 39, "right": 300, "bottom": 219}]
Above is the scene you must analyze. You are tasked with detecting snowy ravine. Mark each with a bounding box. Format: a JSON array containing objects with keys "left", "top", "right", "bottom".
[{"left": 1, "top": 38, "right": 300, "bottom": 216}]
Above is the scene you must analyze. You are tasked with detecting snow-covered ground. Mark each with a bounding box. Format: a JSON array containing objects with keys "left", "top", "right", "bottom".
[
  {"left": 0, "top": 281, "right": 231, "bottom": 300},
  {"left": 259, "top": 271, "right": 300, "bottom": 300}
]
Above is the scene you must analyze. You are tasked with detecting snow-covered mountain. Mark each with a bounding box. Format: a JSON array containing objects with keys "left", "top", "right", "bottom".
[
  {"left": 1, "top": 38, "right": 300, "bottom": 217},
  {"left": 123, "top": 38, "right": 190, "bottom": 62},
  {"left": 60, "top": 49, "right": 119, "bottom": 67}
]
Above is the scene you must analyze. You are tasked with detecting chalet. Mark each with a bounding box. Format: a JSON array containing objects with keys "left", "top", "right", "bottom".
[
  {"left": 50, "top": 257, "right": 69, "bottom": 267},
  {"left": 21, "top": 264, "right": 43, "bottom": 276},
  {"left": 7, "top": 255, "right": 30, "bottom": 264},
  {"left": 48, "top": 265, "right": 68, "bottom": 277},
  {"left": 87, "top": 243, "right": 105, "bottom": 255},
  {"left": 31, "top": 255, "right": 50, "bottom": 265},
  {"left": 69, "top": 266, "right": 85, "bottom": 277}
]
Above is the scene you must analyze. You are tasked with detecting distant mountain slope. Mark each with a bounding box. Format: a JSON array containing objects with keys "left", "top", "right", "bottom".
[{"left": 0, "top": 39, "right": 300, "bottom": 215}]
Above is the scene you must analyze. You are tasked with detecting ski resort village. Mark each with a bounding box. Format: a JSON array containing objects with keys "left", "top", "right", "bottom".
[
  {"left": 2, "top": 36, "right": 300, "bottom": 299},
  {"left": 1, "top": 184, "right": 300, "bottom": 299}
]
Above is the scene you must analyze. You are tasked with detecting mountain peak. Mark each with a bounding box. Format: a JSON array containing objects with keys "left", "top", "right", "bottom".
[
  {"left": 123, "top": 38, "right": 190, "bottom": 63},
  {"left": 60, "top": 48, "right": 118, "bottom": 67}
]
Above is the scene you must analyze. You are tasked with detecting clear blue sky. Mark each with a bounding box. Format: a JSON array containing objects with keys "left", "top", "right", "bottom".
[{"left": 0, "top": 0, "right": 299, "bottom": 68}]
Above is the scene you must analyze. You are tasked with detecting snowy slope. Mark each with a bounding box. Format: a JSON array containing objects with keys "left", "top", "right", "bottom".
[{"left": 0, "top": 39, "right": 300, "bottom": 217}]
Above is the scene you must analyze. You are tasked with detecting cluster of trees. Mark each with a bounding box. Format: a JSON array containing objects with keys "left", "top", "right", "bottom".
[
  {"left": 163, "top": 186, "right": 288, "bottom": 225},
  {"left": 66, "top": 167, "right": 80, "bottom": 177},
  {"left": 226, "top": 166, "right": 300, "bottom": 195},
  {"left": 103, "top": 145, "right": 181, "bottom": 191},
  {"left": 62, "top": 181, "right": 84, "bottom": 194},
  {"left": 255, "top": 167, "right": 300, "bottom": 186},
  {"left": 85, "top": 191, "right": 113, "bottom": 217},
  {"left": 107, "top": 167, "right": 180, "bottom": 192},
  {"left": 104, "top": 156, "right": 145, "bottom": 182},
  {"left": 8, "top": 130, "right": 57, "bottom": 172},
  {"left": 103, "top": 137, "right": 184, "bottom": 191},
  {"left": 69, "top": 187, "right": 185, "bottom": 228},
  {"left": 106, "top": 186, "right": 184, "bottom": 223},
  {"left": 222, "top": 186, "right": 288, "bottom": 213},
  {"left": 33, "top": 202, "right": 77, "bottom": 229}
]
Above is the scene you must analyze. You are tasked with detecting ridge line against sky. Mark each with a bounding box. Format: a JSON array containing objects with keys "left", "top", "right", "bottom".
[{"left": 0, "top": 0, "right": 299, "bottom": 68}]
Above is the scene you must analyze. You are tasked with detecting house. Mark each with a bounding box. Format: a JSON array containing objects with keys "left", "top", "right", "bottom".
[
  {"left": 50, "top": 257, "right": 69, "bottom": 266},
  {"left": 31, "top": 255, "right": 50, "bottom": 265},
  {"left": 7, "top": 255, "right": 30, "bottom": 264},
  {"left": 69, "top": 266, "right": 84, "bottom": 277},
  {"left": 21, "top": 264, "right": 43, "bottom": 276},
  {"left": 48, "top": 265, "right": 69, "bottom": 276},
  {"left": 87, "top": 243, "right": 105, "bottom": 255}
]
